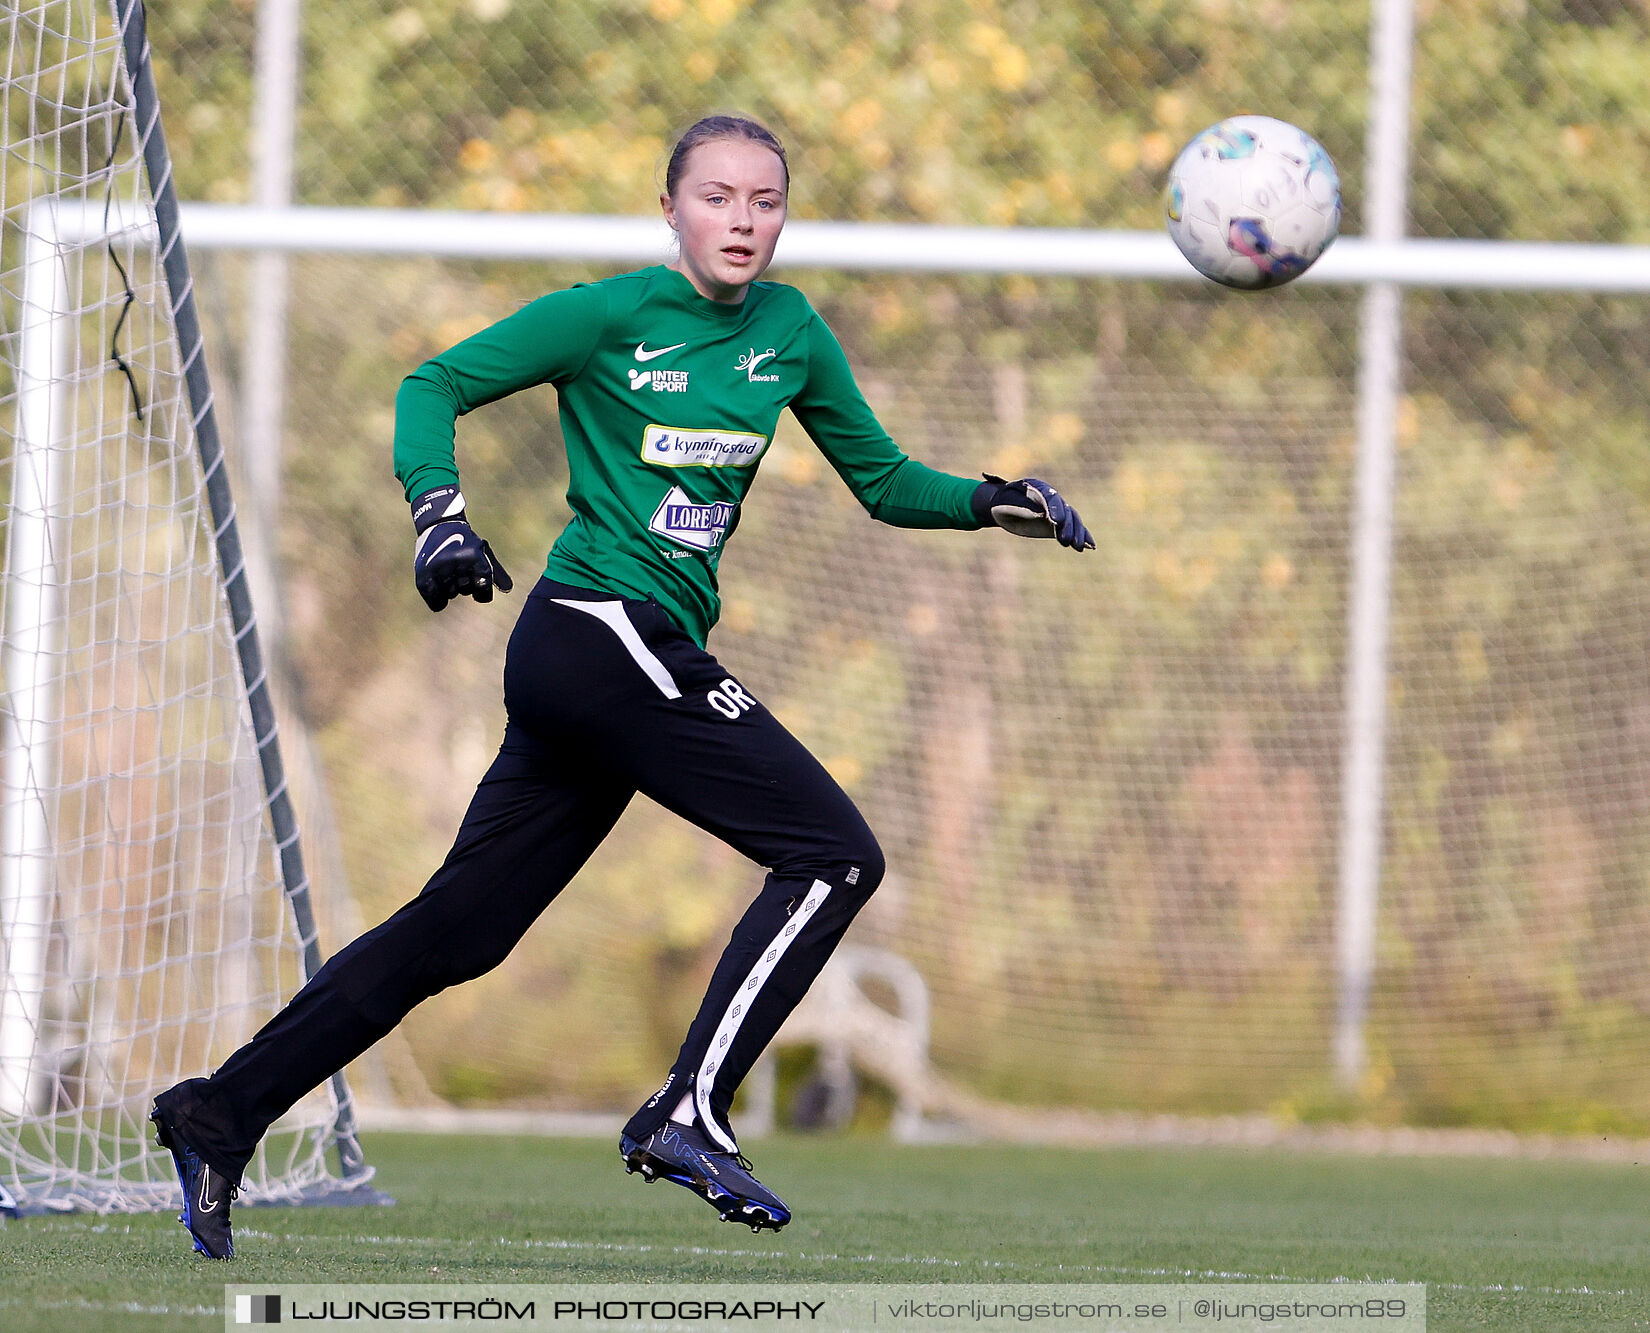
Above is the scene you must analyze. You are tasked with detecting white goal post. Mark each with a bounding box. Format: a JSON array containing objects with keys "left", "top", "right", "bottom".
[{"left": 163, "top": 204, "right": 1650, "bottom": 290}]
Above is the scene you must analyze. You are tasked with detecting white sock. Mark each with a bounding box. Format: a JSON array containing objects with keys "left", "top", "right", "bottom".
[{"left": 668, "top": 1091, "right": 696, "bottom": 1125}]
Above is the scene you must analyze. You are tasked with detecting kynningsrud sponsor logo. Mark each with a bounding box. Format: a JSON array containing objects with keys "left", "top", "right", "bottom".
[
  {"left": 642, "top": 424, "right": 768, "bottom": 468},
  {"left": 649, "top": 485, "right": 736, "bottom": 552},
  {"left": 629, "top": 367, "right": 689, "bottom": 393},
  {"left": 736, "top": 346, "right": 780, "bottom": 382}
]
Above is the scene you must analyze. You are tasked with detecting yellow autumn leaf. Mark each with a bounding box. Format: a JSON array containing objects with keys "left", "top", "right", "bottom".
[{"left": 991, "top": 44, "right": 1030, "bottom": 92}]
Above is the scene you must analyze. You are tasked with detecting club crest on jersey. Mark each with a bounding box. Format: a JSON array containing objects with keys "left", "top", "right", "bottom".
[
  {"left": 642, "top": 425, "right": 768, "bottom": 468},
  {"left": 629, "top": 367, "right": 689, "bottom": 393},
  {"left": 649, "top": 485, "right": 735, "bottom": 552},
  {"left": 736, "top": 347, "right": 780, "bottom": 383}
]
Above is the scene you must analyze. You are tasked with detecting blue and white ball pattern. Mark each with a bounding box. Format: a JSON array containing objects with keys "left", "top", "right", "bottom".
[{"left": 1165, "top": 116, "right": 1341, "bottom": 290}]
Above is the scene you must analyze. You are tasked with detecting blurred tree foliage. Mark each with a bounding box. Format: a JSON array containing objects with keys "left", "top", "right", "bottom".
[{"left": 125, "top": 0, "right": 1650, "bottom": 1129}]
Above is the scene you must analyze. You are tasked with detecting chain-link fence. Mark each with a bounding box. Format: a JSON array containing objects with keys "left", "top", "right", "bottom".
[
  {"left": 137, "top": 0, "right": 1650, "bottom": 1133},
  {"left": 152, "top": 0, "right": 1650, "bottom": 237}
]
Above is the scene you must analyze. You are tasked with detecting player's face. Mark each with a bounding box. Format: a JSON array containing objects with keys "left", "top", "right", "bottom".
[{"left": 662, "top": 138, "right": 788, "bottom": 304}]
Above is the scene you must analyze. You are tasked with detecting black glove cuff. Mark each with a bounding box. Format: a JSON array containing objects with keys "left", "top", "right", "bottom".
[
  {"left": 970, "top": 481, "right": 999, "bottom": 527},
  {"left": 411, "top": 485, "right": 465, "bottom": 534},
  {"left": 972, "top": 474, "right": 1010, "bottom": 527}
]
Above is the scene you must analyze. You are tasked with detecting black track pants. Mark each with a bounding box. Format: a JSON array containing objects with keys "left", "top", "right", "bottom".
[{"left": 156, "top": 580, "right": 883, "bottom": 1182}]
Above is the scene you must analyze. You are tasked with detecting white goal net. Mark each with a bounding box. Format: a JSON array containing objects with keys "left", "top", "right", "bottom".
[{"left": 0, "top": 0, "right": 370, "bottom": 1214}]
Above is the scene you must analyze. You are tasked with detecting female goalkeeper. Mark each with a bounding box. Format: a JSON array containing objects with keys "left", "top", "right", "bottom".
[{"left": 151, "top": 113, "right": 1092, "bottom": 1258}]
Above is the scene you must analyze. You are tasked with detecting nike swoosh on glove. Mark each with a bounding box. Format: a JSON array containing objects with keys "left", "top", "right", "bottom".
[
  {"left": 977, "top": 474, "right": 1095, "bottom": 551},
  {"left": 410, "top": 485, "right": 514, "bottom": 612}
]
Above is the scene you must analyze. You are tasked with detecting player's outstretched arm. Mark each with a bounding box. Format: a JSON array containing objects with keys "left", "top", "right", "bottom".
[
  {"left": 410, "top": 484, "right": 515, "bottom": 612},
  {"left": 973, "top": 474, "right": 1095, "bottom": 552}
]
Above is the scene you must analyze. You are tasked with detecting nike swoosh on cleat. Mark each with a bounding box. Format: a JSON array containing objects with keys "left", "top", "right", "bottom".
[
  {"left": 635, "top": 342, "right": 687, "bottom": 362},
  {"left": 196, "top": 1176, "right": 218, "bottom": 1213}
]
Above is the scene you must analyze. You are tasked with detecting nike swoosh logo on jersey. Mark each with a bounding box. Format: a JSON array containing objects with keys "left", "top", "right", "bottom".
[{"left": 635, "top": 341, "right": 687, "bottom": 362}]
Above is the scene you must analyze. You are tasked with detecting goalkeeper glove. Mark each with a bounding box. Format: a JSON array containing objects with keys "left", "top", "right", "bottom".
[
  {"left": 410, "top": 485, "right": 514, "bottom": 612},
  {"left": 975, "top": 474, "right": 1095, "bottom": 551}
]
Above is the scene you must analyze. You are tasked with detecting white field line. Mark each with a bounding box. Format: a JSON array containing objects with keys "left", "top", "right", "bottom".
[
  {"left": 0, "top": 1295, "right": 220, "bottom": 1318},
  {"left": 355, "top": 1108, "right": 1650, "bottom": 1166},
  {"left": 22, "top": 1217, "right": 1644, "bottom": 1302},
  {"left": 247, "top": 1224, "right": 1650, "bottom": 1301}
]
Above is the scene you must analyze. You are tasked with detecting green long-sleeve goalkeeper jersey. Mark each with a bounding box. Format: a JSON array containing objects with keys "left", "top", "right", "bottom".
[{"left": 394, "top": 264, "right": 983, "bottom": 645}]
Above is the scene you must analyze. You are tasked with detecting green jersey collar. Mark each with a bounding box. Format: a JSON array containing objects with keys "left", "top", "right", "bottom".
[{"left": 654, "top": 264, "right": 765, "bottom": 317}]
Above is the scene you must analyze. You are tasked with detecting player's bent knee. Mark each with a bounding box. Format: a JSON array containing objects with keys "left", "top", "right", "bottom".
[
  {"left": 839, "top": 838, "right": 885, "bottom": 901},
  {"left": 435, "top": 946, "right": 515, "bottom": 993},
  {"left": 410, "top": 930, "right": 524, "bottom": 999}
]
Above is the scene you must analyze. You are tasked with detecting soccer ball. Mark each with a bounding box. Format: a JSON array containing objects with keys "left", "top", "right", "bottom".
[{"left": 1164, "top": 116, "right": 1341, "bottom": 290}]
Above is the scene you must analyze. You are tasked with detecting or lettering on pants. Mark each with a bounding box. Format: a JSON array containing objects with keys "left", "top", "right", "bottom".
[{"left": 707, "top": 678, "right": 756, "bottom": 719}]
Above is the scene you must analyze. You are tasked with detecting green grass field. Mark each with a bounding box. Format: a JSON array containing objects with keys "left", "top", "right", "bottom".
[{"left": 1, "top": 1131, "right": 1646, "bottom": 1331}]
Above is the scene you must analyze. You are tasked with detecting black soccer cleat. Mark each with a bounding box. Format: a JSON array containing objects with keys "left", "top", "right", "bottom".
[
  {"left": 620, "top": 1122, "right": 791, "bottom": 1232},
  {"left": 151, "top": 1103, "right": 238, "bottom": 1259}
]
